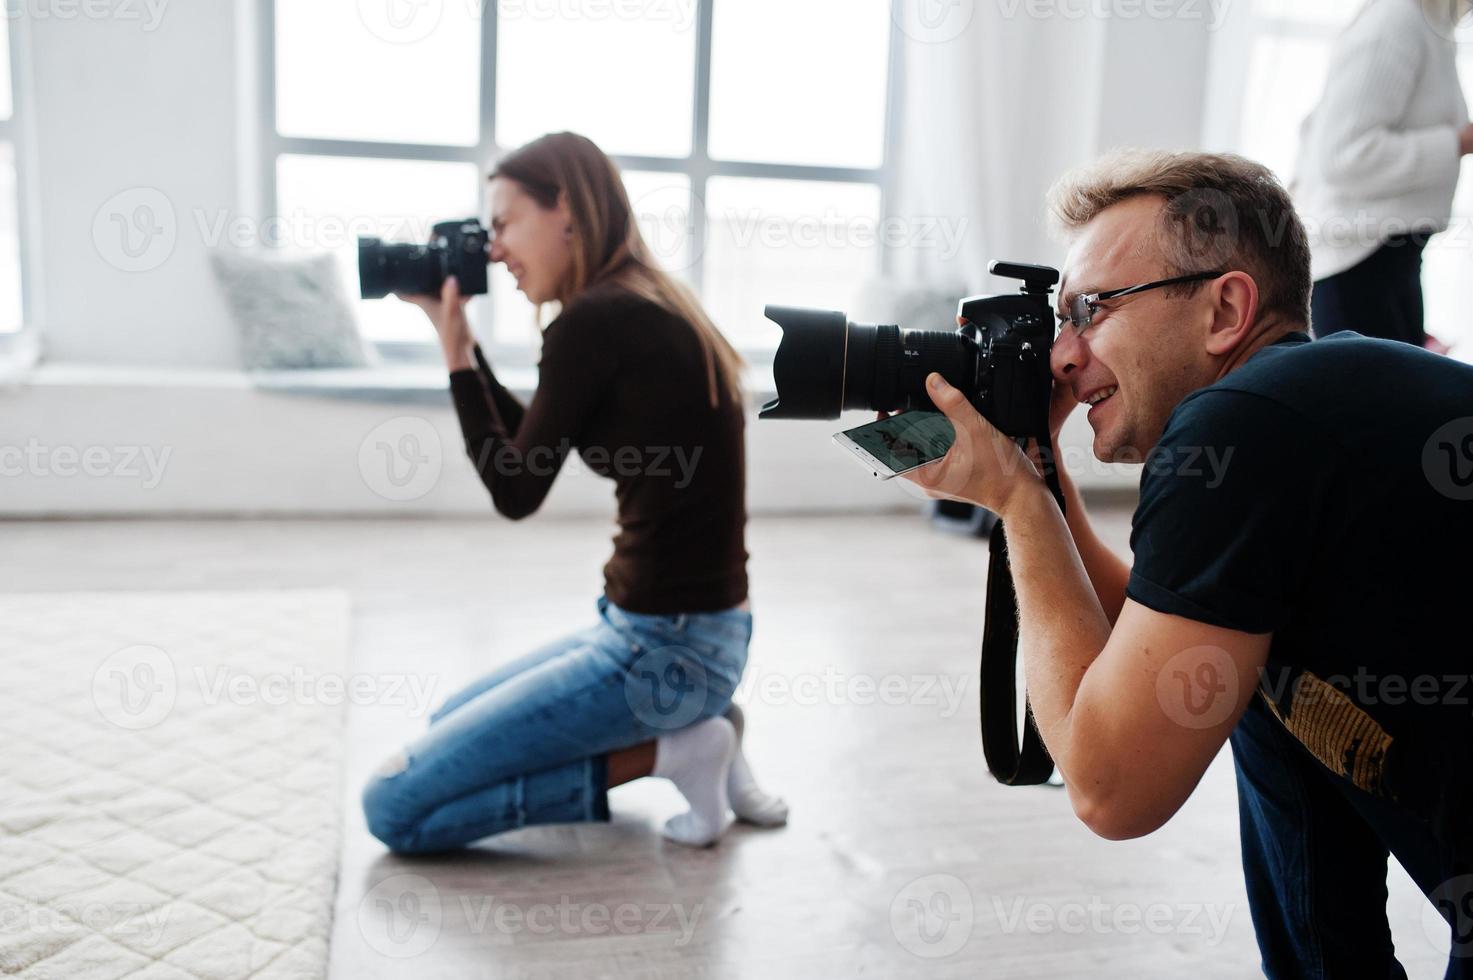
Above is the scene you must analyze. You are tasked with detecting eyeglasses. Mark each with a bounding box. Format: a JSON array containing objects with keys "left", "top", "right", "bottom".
[{"left": 1057, "top": 271, "right": 1223, "bottom": 336}]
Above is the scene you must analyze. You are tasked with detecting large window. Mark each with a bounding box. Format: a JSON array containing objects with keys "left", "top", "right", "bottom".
[
  {"left": 1236, "top": 0, "right": 1473, "bottom": 351},
  {"left": 0, "top": 15, "right": 26, "bottom": 335},
  {"left": 266, "top": 0, "right": 896, "bottom": 360}
]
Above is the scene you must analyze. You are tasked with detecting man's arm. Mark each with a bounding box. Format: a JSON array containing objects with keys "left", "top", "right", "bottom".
[
  {"left": 1052, "top": 460, "right": 1130, "bottom": 625},
  {"left": 1002, "top": 482, "right": 1268, "bottom": 839},
  {"left": 910, "top": 373, "right": 1272, "bottom": 840}
]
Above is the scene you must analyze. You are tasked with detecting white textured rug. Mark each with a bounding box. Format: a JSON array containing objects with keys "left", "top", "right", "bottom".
[{"left": 0, "top": 591, "right": 351, "bottom": 979}]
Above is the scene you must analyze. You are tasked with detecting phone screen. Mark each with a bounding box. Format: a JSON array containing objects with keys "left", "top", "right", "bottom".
[{"left": 836, "top": 411, "right": 955, "bottom": 476}]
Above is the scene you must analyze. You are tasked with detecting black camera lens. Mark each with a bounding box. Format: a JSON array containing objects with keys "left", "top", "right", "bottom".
[
  {"left": 357, "top": 218, "right": 489, "bottom": 300},
  {"left": 357, "top": 240, "right": 441, "bottom": 299},
  {"left": 758, "top": 306, "right": 974, "bottom": 420}
]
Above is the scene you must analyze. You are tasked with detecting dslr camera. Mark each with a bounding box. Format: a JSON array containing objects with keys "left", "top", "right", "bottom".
[
  {"left": 758, "top": 260, "right": 1059, "bottom": 440},
  {"left": 759, "top": 260, "right": 1064, "bottom": 787},
  {"left": 358, "top": 218, "right": 490, "bottom": 299}
]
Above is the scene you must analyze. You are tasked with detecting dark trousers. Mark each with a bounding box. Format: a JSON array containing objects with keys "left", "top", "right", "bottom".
[
  {"left": 1310, "top": 233, "right": 1432, "bottom": 346},
  {"left": 1231, "top": 696, "right": 1473, "bottom": 978}
]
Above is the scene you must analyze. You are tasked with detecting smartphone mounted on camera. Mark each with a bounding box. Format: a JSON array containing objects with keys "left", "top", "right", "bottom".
[{"left": 832, "top": 410, "right": 955, "bottom": 480}]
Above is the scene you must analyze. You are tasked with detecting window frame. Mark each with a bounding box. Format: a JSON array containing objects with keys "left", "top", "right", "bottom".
[
  {"left": 259, "top": 0, "right": 902, "bottom": 367},
  {"left": 0, "top": 10, "right": 37, "bottom": 341}
]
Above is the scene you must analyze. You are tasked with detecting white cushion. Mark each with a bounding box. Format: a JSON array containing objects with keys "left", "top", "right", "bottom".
[{"left": 210, "top": 250, "right": 376, "bottom": 370}]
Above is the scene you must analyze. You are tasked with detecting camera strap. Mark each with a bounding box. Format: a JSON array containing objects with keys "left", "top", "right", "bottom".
[{"left": 978, "top": 438, "right": 1066, "bottom": 786}]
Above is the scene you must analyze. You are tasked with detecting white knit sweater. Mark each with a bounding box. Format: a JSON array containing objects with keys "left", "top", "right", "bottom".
[{"left": 1292, "top": 0, "right": 1468, "bottom": 281}]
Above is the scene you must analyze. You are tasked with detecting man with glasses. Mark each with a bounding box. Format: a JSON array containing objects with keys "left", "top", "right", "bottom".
[{"left": 909, "top": 149, "right": 1473, "bottom": 977}]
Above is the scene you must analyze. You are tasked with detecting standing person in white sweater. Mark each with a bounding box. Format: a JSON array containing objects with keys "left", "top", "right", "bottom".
[{"left": 1293, "top": 0, "right": 1473, "bottom": 350}]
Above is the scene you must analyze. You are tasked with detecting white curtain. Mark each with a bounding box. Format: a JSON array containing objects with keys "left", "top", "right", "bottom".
[{"left": 887, "top": 0, "right": 1109, "bottom": 293}]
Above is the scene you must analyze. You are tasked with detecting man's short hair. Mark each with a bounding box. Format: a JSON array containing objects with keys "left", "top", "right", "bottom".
[{"left": 1047, "top": 149, "right": 1312, "bottom": 327}]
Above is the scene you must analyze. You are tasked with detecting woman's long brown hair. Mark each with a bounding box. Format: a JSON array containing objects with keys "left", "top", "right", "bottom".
[{"left": 490, "top": 132, "right": 744, "bottom": 408}]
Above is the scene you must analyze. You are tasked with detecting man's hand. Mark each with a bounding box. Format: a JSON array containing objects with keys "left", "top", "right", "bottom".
[
  {"left": 1459, "top": 122, "right": 1473, "bottom": 157},
  {"left": 901, "top": 372, "right": 1044, "bottom": 515},
  {"left": 1048, "top": 376, "right": 1078, "bottom": 443},
  {"left": 397, "top": 276, "right": 474, "bottom": 372}
]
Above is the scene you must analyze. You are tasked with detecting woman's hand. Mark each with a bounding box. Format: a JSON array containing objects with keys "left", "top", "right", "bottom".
[
  {"left": 901, "top": 373, "right": 1043, "bottom": 516},
  {"left": 397, "top": 276, "right": 474, "bottom": 372}
]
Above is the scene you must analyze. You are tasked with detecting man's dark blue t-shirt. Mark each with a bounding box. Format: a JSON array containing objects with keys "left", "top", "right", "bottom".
[{"left": 1127, "top": 331, "right": 1473, "bottom": 835}]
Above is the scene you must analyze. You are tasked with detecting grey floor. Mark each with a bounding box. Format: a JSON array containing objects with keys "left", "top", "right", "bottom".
[{"left": 0, "top": 513, "right": 1443, "bottom": 979}]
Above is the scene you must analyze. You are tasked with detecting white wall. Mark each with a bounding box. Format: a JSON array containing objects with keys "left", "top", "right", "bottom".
[{"left": 29, "top": 0, "right": 242, "bottom": 367}]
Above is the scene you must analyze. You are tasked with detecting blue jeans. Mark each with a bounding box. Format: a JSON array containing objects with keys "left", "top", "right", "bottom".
[
  {"left": 363, "top": 596, "right": 752, "bottom": 854},
  {"left": 1231, "top": 695, "right": 1473, "bottom": 979}
]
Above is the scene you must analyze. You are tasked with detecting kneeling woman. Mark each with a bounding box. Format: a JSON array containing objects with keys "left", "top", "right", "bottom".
[{"left": 362, "top": 132, "right": 785, "bottom": 852}]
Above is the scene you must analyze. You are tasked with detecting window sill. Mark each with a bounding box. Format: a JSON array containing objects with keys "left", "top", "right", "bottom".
[{"left": 14, "top": 361, "right": 779, "bottom": 407}]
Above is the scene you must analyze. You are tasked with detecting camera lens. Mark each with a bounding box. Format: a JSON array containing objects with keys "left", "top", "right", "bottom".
[
  {"left": 357, "top": 239, "right": 442, "bottom": 299},
  {"left": 758, "top": 305, "right": 974, "bottom": 420}
]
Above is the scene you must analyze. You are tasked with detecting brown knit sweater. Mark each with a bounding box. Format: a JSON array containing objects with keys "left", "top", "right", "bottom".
[{"left": 447, "top": 286, "right": 749, "bottom": 613}]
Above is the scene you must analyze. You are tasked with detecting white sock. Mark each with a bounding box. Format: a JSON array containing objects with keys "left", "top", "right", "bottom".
[
  {"left": 724, "top": 704, "right": 789, "bottom": 827},
  {"left": 652, "top": 716, "right": 736, "bottom": 847}
]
